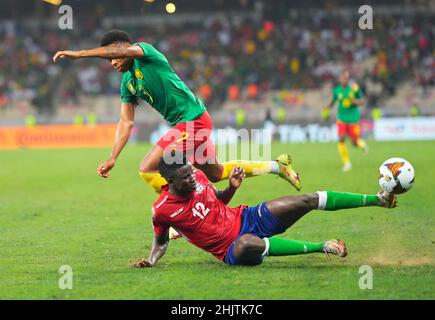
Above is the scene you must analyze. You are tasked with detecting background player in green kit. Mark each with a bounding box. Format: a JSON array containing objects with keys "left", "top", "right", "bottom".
[
  {"left": 53, "top": 30, "right": 302, "bottom": 197},
  {"left": 323, "top": 70, "right": 369, "bottom": 172}
]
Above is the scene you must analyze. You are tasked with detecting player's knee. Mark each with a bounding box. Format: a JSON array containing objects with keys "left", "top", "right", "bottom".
[
  {"left": 239, "top": 257, "right": 263, "bottom": 266},
  {"left": 139, "top": 159, "right": 154, "bottom": 172},
  {"left": 234, "top": 235, "right": 264, "bottom": 266},
  {"left": 202, "top": 167, "right": 222, "bottom": 182},
  {"left": 235, "top": 236, "right": 251, "bottom": 253},
  {"left": 235, "top": 234, "right": 262, "bottom": 254},
  {"left": 302, "top": 193, "right": 319, "bottom": 210}
]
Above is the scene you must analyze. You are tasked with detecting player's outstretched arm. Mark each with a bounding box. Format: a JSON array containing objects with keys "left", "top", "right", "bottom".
[
  {"left": 215, "top": 167, "right": 246, "bottom": 204},
  {"left": 53, "top": 44, "right": 144, "bottom": 62},
  {"left": 132, "top": 232, "right": 169, "bottom": 268},
  {"left": 97, "top": 102, "right": 135, "bottom": 178}
]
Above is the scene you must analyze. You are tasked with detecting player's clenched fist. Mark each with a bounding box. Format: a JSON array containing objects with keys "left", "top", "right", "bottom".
[
  {"left": 229, "top": 166, "right": 246, "bottom": 189},
  {"left": 97, "top": 158, "right": 116, "bottom": 178}
]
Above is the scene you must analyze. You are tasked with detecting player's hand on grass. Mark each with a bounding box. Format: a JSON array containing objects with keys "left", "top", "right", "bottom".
[
  {"left": 53, "top": 50, "right": 81, "bottom": 62},
  {"left": 97, "top": 158, "right": 116, "bottom": 178},
  {"left": 130, "top": 258, "right": 153, "bottom": 268},
  {"left": 229, "top": 166, "right": 246, "bottom": 189}
]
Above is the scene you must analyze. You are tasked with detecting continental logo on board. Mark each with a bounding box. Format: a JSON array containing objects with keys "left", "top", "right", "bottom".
[{"left": 0, "top": 124, "right": 117, "bottom": 150}]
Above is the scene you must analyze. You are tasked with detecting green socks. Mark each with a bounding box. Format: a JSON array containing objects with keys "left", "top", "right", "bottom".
[
  {"left": 261, "top": 191, "right": 381, "bottom": 258},
  {"left": 317, "top": 191, "right": 380, "bottom": 211},
  {"left": 263, "top": 237, "right": 325, "bottom": 256}
]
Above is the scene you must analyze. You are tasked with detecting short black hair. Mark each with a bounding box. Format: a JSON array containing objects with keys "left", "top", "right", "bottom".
[
  {"left": 158, "top": 151, "right": 190, "bottom": 181},
  {"left": 100, "top": 30, "right": 132, "bottom": 47}
]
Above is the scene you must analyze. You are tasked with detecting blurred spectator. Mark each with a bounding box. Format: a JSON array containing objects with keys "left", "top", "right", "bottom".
[
  {"left": 0, "top": 1, "right": 433, "bottom": 116},
  {"left": 228, "top": 84, "right": 240, "bottom": 101}
]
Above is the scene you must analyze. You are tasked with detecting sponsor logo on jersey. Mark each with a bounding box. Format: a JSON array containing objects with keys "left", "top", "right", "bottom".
[
  {"left": 342, "top": 98, "right": 351, "bottom": 108},
  {"left": 170, "top": 207, "right": 184, "bottom": 218},
  {"left": 134, "top": 69, "right": 144, "bottom": 80},
  {"left": 385, "top": 162, "right": 404, "bottom": 178},
  {"left": 195, "top": 184, "right": 205, "bottom": 194}
]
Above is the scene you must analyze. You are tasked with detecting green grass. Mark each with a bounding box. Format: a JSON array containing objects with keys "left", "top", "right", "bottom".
[{"left": 1, "top": 140, "right": 434, "bottom": 299}]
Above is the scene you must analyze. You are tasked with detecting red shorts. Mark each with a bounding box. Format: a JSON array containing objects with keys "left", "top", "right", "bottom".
[
  {"left": 337, "top": 121, "right": 360, "bottom": 141},
  {"left": 157, "top": 111, "right": 216, "bottom": 164}
]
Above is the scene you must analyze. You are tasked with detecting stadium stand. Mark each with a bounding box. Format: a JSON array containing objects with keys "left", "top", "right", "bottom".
[{"left": 0, "top": 0, "right": 433, "bottom": 126}]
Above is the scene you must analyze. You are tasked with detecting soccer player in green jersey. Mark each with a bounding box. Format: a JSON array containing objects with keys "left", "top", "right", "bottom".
[
  {"left": 53, "top": 30, "right": 301, "bottom": 229},
  {"left": 53, "top": 30, "right": 301, "bottom": 192},
  {"left": 323, "top": 70, "right": 369, "bottom": 172}
]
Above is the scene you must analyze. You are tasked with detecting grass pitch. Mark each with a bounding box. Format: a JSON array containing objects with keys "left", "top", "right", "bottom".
[{"left": 1, "top": 140, "right": 434, "bottom": 299}]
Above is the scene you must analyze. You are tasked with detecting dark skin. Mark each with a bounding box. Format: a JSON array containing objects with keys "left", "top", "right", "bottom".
[
  {"left": 323, "top": 70, "right": 363, "bottom": 145},
  {"left": 232, "top": 193, "right": 319, "bottom": 265},
  {"left": 132, "top": 165, "right": 319, "bottom": 267},
  {"left": 53, "top": 42, "right": 226, "bottom": 182},
  {"left": 132, "top": 165, "right": 246, "bottom": 268}
]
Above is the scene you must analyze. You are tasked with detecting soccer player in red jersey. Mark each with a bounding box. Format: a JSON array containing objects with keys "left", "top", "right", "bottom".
[{"left": 132, "top": 153, "right": 397, "bottom": 267}]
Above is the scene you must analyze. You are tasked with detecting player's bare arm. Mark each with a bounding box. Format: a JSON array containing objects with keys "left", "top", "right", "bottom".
[
  {"left": 53, "top": 43, "right": 144, "bottom": 62},
  {"left": 133, "top": 231, "right": 169, "bottom": 268},
  {"left": 97, "top": 102, "right": 135, "bottom": 178},
  {"left": 215, "top": 166, "right": 246, "bottom": 204},
  {"left": 325, "top": 98, "right": 335, "bottom": 109}
]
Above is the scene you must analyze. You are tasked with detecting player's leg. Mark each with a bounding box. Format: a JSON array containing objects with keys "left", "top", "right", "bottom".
[
  {"left": 228, "top": 189, "right": 397, "bottom": 265},
  {"left": 349, "top": 123, "right": 369, "bottom": 155},
  {"left": 218, "top": 154, "right": 301, "bottom": 191},
  {"left": 142, "top": 121, "right": 196, "bottom": 194},
  {"left": 267, "top": 190, "right": 396, "bottom": 229},
  {"left": 138, "top": 144, "right": 168, "bottom": 194},
  {"left": 189, "top": 111, "right": 301, "bottom": 190},
  {"left": 228, "top": 196, "right": 319, "bottom": 266},
  {"left": 337, "top": 122, "right": 352, "bottom": 171},
  {"left": 256, "top": 190, "right": 396, "bottom": 259},
  {"left": 194, "top": 152, "right": 301, "bottom": 191},
  {"left": 230, "top": 233, "right": 345, "bottom": 266},
  {"left": 231, "top": 233, "right": 265, "bottom": 265},
  {"left": 138, "top": 144, "right": 181, "bottom": 240}
]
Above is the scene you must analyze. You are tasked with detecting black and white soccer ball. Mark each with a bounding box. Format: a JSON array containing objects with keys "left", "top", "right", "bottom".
[{"left": 378, "top": 157, "right": 415, "bottom": 194}]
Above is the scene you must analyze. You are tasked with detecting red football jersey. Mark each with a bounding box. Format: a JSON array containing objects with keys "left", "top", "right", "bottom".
[{"left": 152, "top": 169, "right": 247, "bottom": 261}]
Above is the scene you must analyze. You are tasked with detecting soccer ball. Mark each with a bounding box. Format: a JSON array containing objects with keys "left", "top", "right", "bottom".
[{"left": 378, "top": 157, "right": 415, "bottom": 194}]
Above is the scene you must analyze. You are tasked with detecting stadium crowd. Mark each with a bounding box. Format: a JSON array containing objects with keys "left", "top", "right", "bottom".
[{"left": 0, "top": 3, "right": 433, "bottom": 115}]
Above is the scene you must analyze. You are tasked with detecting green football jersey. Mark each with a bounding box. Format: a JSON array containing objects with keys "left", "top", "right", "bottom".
[
  {"left": 332, "top": 83, "right": 362, "bottom": 123},
  {"left": 120, "top": 42, "right": 206, "bottom": 127}
]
